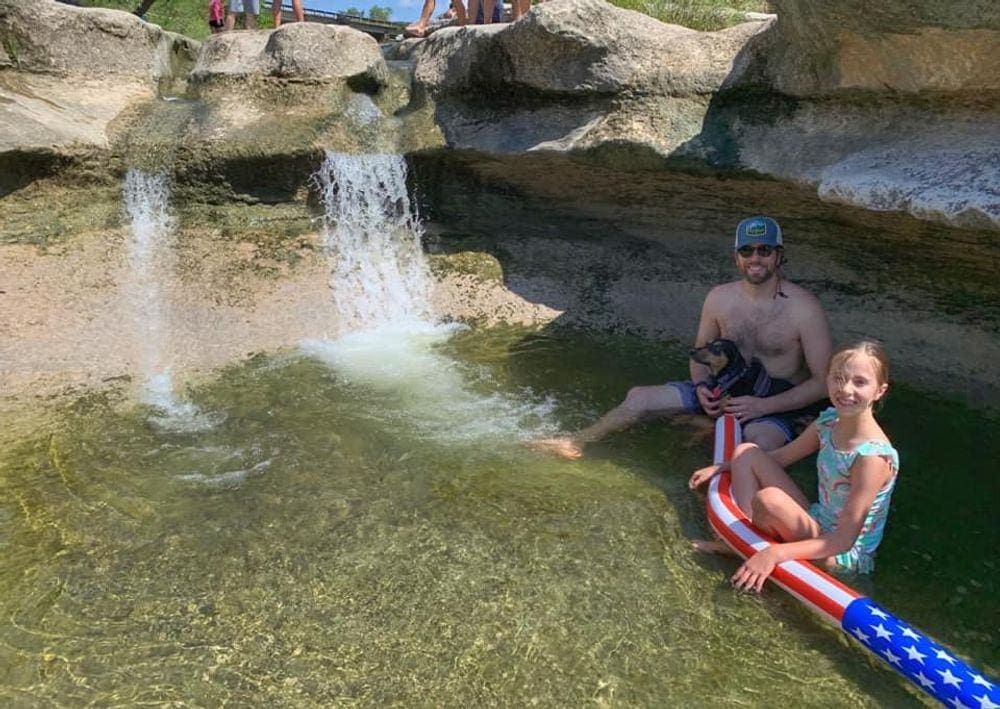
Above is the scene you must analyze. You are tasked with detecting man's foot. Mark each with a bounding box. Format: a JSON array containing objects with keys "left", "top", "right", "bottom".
[
  {"left": 404, "top": 24, "right": 427, "bottom": 37},
  {"left": 527, "top": 437, "right": 584, "bottom": 460},
  {"left": 691, "top": 538, "right": 737, "bottom": 555}
]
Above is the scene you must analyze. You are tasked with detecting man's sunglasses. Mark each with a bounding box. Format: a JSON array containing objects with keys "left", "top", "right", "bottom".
[{"left": 737, "top": 244, "right": 777, "bottom": 258}]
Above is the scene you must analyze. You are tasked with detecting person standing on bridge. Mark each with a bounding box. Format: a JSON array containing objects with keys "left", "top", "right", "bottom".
[{"left": 272, "top": 0, "right": 304, "bottom": 27}]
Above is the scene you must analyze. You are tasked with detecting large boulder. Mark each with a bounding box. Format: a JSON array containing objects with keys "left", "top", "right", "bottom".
[
  {"left": 0, "top": 0, "right": 197, "bottom": 79},
  {"left": 414, "top": 0, "right": 763, "bottom": 97},
  {"left": 190, "top": 23, "right": 387, "bottom": 88},
  {"left": 408, "top": 0, "right": 1000, "bottom": 231},
  {"left": 0, "top": 0, "right": 198, "bottom": 192}
]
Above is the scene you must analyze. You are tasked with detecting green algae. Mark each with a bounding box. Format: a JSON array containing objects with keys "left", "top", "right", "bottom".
[{"left": 1, "top": 327, "right": 993, "bottom": 706}]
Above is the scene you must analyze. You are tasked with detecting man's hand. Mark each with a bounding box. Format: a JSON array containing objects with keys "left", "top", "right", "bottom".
[
  {"left": 695, "top": 385, "right": 722, "bottom": 418},
  {"left": 731, "top": 546, "right": 781, "bottom": 593},
  {"left": 723, "top": 395, "right": 770, "bottom": 422}
]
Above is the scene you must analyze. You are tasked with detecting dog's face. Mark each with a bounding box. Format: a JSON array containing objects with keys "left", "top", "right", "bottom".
[{"left": 689, "top": 339, "right": 743, "bottom": 378}]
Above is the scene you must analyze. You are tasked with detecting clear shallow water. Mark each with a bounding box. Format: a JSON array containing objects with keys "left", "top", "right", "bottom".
[{"left": 0, "top": 326, "right": 995, "bottom": 706}]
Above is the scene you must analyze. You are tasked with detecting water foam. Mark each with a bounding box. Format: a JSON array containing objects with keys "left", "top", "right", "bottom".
[
  {"left": 301, "top": 327, "right": 556, "bottom": 444},
  {"left": 304, "top": 153, "right": 556, "bottom": 444}
]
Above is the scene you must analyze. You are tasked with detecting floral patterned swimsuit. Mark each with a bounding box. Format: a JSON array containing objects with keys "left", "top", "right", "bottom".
[{"left": 808, "top": 407, "right": 899, "bottom": 574}]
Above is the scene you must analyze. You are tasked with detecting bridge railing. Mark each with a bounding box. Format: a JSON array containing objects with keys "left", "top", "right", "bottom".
[{"left": 272, "top": 3, "right": 407, "bottom": 38}]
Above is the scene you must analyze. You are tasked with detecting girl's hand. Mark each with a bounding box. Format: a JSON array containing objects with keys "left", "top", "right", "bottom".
[
  {"left": 688, "top": 465, "right": 720, "bottom": 490},
  {"left": 731, "top": 547, "right": 781, "bottom": 593}
]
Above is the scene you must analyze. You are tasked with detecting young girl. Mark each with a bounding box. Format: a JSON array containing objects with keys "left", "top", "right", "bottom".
[
  {"left": 208, "top": 0, "right": 225, "bottom": 33},
  {"left": 688, "top": 340, "right": 898, "bottom": 592}
]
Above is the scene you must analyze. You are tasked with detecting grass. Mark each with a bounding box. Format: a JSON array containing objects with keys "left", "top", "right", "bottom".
[{"left": 607, "top": 0, "right": 772, "bottom": 30}]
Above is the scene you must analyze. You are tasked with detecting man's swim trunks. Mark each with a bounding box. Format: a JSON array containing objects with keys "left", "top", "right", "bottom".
[{"left": 668, "top": 379, "right": 827, "bottom": 443}]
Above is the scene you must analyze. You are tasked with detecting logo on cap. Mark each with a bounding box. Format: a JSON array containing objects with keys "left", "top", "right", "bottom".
[{"left": 735, "top": 215, "right": 783, "bottom": 249}]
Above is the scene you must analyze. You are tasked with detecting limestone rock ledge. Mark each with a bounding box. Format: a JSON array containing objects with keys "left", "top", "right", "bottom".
[
  {"left": 0, "top": 0, "right": 197, "bottom": 172},
  {"left": 407, "top": 0, "right": 1000, "bottom": 231},
  {"left": 0, "top": 0, "right": 418, "bottom": 200}
]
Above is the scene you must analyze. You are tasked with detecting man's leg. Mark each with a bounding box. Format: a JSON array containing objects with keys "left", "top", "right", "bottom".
[
  {"left": 272, "top": 0, "right": 283, "bottom": 27},
  {"left": 741, "top": 418, "right": 791, "bottom": 452},
  {"left": 467, "top": 0, "right": 480, "bottom": 24},
  {"left": 531, "top": 383, "right": 688, "bottom": 460},
  {"left": 290, "top": 0, "right": 303, "bottom": 21}
]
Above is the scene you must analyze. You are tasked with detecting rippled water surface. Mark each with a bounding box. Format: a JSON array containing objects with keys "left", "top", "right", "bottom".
[{"left": 0, "top": 327, "right": 995, "bottom": 706}]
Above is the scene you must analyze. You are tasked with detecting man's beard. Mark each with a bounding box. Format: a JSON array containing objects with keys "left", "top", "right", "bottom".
[{"left": 740, "top": 262, "right": 777, "bottom": 285}]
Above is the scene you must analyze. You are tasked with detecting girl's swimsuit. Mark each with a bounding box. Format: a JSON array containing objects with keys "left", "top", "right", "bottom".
[{"left": 808, "top": 407, "right": 899, "bottom": 573}]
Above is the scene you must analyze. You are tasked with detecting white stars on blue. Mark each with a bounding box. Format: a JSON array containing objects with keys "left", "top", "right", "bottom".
[
  {"left": 873, "top": 622, "right": 894, "bottom": 641},
  {"left": 841, "top": 598, "right": 1000, "bottom": 708}
]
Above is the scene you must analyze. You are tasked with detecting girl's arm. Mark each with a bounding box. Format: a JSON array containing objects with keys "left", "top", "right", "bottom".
[
  {"left": 767, "top": 425, "right": 821, "bottom": 469},
  {"left": 731, "top": 454, "right": 894, "bottom": 593}
]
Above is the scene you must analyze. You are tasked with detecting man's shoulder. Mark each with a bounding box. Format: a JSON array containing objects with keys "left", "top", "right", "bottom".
[{"left": 781, "top": 279, "right": 824, "bottom": 310}]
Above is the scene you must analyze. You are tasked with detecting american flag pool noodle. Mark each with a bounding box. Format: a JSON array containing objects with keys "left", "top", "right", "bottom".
[{"left": 707, "top": 414, "right": 999, "bottom": 707}]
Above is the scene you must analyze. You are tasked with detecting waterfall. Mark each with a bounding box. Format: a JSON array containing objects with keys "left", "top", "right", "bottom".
[
  {"left": 314, "top": 151, "right": 433, "bottom": 332},
  {"left": 302, "top": 153, "right": 556, "bottom": 444},
  {"left": 123, "top": 170, "right": 211, "bottom": 429},
  {"left": 123, "top": 169, "right": 174, "bottom": 400}
]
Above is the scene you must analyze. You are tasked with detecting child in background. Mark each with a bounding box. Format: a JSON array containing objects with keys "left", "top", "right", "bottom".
[
  {"left": 689, "top": 341, "right": 899, "bottom": 591},
  {"left": 208, "top": 0, "right": 224, "bottom": 33}
]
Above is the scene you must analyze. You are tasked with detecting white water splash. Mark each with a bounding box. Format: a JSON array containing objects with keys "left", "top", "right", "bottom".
[
  {"left": 304, "top": 152, "right": 556, "bottom": 444},
  {"left": 123, "top": 170, "right": 215, "bottom": 431},
  {"left": 301, "top": 329, "right": 557, "bottom": 444}
]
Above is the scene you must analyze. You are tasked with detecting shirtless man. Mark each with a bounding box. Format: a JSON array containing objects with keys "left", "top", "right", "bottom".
[{"left": 533, "top": 216, "right": 832, "bottom": 459}]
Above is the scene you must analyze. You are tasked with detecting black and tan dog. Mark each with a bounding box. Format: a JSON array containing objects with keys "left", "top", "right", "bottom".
[{"left": 689, "top": 338, "right": 793, "bottom": 401}]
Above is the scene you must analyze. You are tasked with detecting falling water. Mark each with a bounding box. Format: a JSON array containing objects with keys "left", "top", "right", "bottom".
[
  {"left": 314, "top": 151, "right": 433, "bottom": 331},
  {"left": 303, "top": 152, "right": 555, "bottom": 443},
  {"left": 123, "top": 170, "right": 212, "bottom": 430}
]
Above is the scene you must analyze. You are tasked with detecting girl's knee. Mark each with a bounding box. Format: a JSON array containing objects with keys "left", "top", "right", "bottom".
[
  {"left": 751, "top": 487, "right": 785, "bottom": 517},
  {"left": 730, "top": 442, "right": 761, "bottom": 475}
]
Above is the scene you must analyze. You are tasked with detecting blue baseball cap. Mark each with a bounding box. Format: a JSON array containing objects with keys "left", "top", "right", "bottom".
[{"left": 735, "top": 216, "right": 783, "bottom": 249}]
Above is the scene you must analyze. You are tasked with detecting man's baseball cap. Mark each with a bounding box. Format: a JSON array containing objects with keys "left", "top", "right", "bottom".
[{"left": 735, "top": 216, "right": 783, "bottom": 249}]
